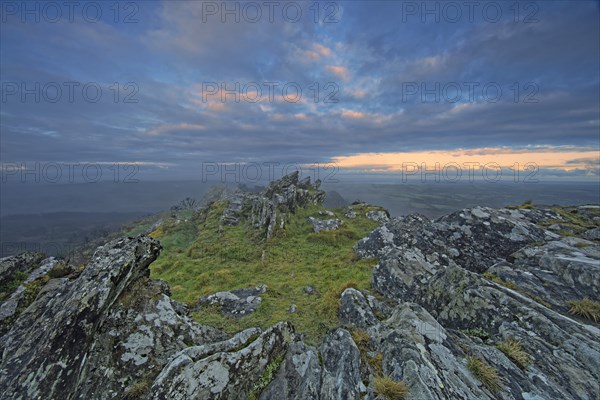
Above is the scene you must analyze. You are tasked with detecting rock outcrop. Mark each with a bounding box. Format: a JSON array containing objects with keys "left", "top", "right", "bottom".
[
  {"left": 307, "top": 216, "right": 342, "bottom": 233},
  {"left": 196, "top": 285, "right": 267, "bottom": 318},
  {"left": 220, "top": 172, "right": 325, "bottom": 239},
  {"left": 1, "top": 202, "right": 599, "bottom": 399}
]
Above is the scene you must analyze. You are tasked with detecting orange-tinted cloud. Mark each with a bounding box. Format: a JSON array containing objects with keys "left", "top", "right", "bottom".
[
  {"left": 331, "top": 147, "right": 600, "bottom": 172},
  {"left": 325, "top": 65, "right": 350, "bottom": 80}
]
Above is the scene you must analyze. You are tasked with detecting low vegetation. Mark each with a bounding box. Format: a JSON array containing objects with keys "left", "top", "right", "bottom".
[
  {"left": 123, "top": 379, "right": 150, "bottom": 399},
  {"left": 461, "top": 327, "right": 491, "bottom": 341},
  {"left": 467, "top": 356, "right": 501, "bottom": 393},
  {"left": 149, "top": 200, "right": 381, "bottom": 344},
  {"left": 248, "top": 354, "right": 285, "bottom": 400},
  {"left": 482, "top": 272, "right": 519, "bottom": 291},
  {"left": 496, "top": 338, "right": 532, "bottom": 369},
  {"left": 373, "top": 375, "right": 408, "bottom": 400},
  {"left": 0, "top": 271, "right": 28, "bottom": 301},
  {"left": 568, "top": 298, "right": 600, "bottom": 322}
]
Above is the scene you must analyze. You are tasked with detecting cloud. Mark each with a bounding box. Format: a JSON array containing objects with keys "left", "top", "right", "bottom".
[
  {"left": 145, "top": 123, "right": 205, "bottom": 136},
  {"left": 324, "top": 65, "right": 350, "bottom": 80},
  {"left": 0, "top": 0, "right": 598, "bottom": 181}
]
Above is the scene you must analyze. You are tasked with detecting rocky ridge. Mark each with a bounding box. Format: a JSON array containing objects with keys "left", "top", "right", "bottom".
[{"left": 0, "top": 176, "right": 599, "bottom": 399}]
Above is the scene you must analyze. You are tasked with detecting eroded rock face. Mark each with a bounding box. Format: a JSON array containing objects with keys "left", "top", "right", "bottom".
[
  {"left": 220, "top": 171, "right": 326, "bottom": 239},
  {"left": 0, "top": 237, "right": 225, "bottom": 400},
  {"left": 351, "top": 205, "right": 600, "bottom": 400},
  {"left": 365, "top": 210, "right": 390, "bottom": 224},
  {"left": 0, "top": 251, "right": 46, "bottom": 285},
  {"left": 151, "top": 322, "right": 294, "bottom": 399}
]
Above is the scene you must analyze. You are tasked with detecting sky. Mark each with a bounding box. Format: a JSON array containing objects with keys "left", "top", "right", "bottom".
[{"left": 1, "top": 0, "right": 599, "bottom": 183}]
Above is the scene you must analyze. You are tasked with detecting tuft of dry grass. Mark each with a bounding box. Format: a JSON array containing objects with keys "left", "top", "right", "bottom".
[
  {"left": 496, "top": 338, "right": 532, "bottom": 369},
  {"left": 351, "top": 329, "right": 370, "bottom": 351},
  {"left": 373, "top": 375, "right": 408, "bottom": 400},
  {"left": 124, "top": 379, "right": 150, "bottom": 399},
  {"left": 467, "top": 356, "right": 501, "bottom": 393},
  {"left": 568, "top": 298, "right": 600, "bottom": 322}
]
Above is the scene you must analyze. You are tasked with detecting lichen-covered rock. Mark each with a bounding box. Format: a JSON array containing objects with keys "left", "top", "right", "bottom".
[
  {"left": 259, "top": 341, "right": 322, "bottom": 400},
  {"left": 365, "top": 210, "right": 390, "bottom": 224},
  {"left": 1, "top": 200, "right": 599, "bottom": 400},
  {"left": 319, "top": 328, "right": 366, "bottom": 399},
  {"left": 0, "top": 257, "right": 57, "bottom": 323},
  {"left": 584, "top": 227, "right": 600, "bottom": 240},
  {"left": 221, "top": 171, "right": 325, "bottom": 239},
  {"left": 151, "top": 322, "right": 294, "bottom": 399},
  {"left": 0, "top": 236, "right": 225, "bottom": 400},
  {"left": 196, "top": 285, "right": 267, "bottom": 318},
  {"left": 308, "top": 216, "right": 342, "bottom": 233},
  {"left": 339, "top": 288, "right": 379, "bottom": 329},
  {"left": 356, "top": 207, "right": 547, "bottom": 273},
  {"left": 0, "top": 251, "right": 46, "bottom": 286}
]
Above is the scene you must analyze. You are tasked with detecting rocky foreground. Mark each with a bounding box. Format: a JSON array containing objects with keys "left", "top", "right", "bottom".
[{"left": 0, "top": 183, "right": 599, "bottom": 399}]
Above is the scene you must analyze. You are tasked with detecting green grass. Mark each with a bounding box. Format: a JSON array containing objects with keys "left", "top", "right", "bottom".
[
  {"left": 248, "top": 354, "right": 285, "bottom": 400},
  {"left": 0, "top": 271, "right": 29, "bottom": 301},
  {"left": 148, "top": 200, "right": 381, "bottom": 345},
  {"left": 482, "top": 272, "right": 519, "bottom": 291},
  {"left": 507, "top": 200, "right": 534, "bottom": 210},
  {"left": 461, "top": 327, "right": 491, "bottom": 341},
  {"left": 539, "top": 207, "right": 599, "bottom": 237}
]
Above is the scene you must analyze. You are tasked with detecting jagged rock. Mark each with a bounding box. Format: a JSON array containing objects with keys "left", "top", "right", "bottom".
[
  {"left": 2, "top": 196, "right": 599, "bottom": 400},
  {"left": 319, "top": 328, "right": 366, "bottom": 399},
  {"left": 319, "top": 210, "right": 335, "bottom": 217},
  {"left": 221, "top": 172, "right": 326, "bottom": 239},
  {"left": 584, "top": 227, "right": 600, "bottom": 240},
  {"left": 308, "top": 217, "right": 342, "bottom": 233},
  {"left": 419, "top": 266, "right": 600, "bottom": 399},
  {"left": 196, "top": 285, "right": 267, "bottom": 318},
  {"left": 356, "top": 207, "right": 547, "bottom": 273},
  {"left": 0, "top": 257, "right": 57, "bottom": 323},
  {"left": 0, "top": 251, "right": 46, "bottom": 286},
  {"left": 339, "top": 288, "right": 379, "bottom": 329},
  {"left": 345, "top": 210, "right": 357, "bottom": 219},
  {"left": 288, "top": 304, "right": 297, "bottom": 313},
  {"left": 0, "top": 236, "right": 225, "bottom": 400},
  {"left": 487, "top": 238, "right": 600, "bottom": 311},
  {"left": 260, "top": 340, "right": 322, "bottom": 399},
  {"left": 366, "top": 210, "right": 390, "bottom": 224},
  {"left": 151, "top": 322, "right": 294, "bottom": 399}
]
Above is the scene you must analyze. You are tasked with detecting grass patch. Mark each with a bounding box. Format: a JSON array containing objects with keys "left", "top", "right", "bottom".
[
  {"left": 149, "top": 199, "right": 379, "bottom": 345},
  {"left": 47, "top": 262, "right": 71, "bottom": 279},
  {"left": 530, "top": 295, "right": 553, "bottom": 309},
  {"left": 507, "top": 200, "right": 533, "bottom": 210},
  {"left": 0, "top": 271, "right": 29, "bottom": 301},
  {"left": 568, "top": 298, "right": 600, "bottom": 322},
  {"left": 461, "top": 327, "right": 491, "bottom": 341},
  {"left": 123, "top": 379, "right": 150, "bottom": 399},
  {"left": 351, "top": 328, "right": 370, "bottom": 352},
  {"left": 0, "top": 274, "right": 50, "bottom": 336},
  {"left": 467, "top": 356, "right": 501, "bottom": 393},
  {"left": 373, "top": 375, "right": 408, "bottom": 400},
  {"left": 482, "top": 272, "right": 519, "bottom": 291},
  {"left": 248, "top": 354, "right": 285, "bottom": 400},
  {"left": 496, "top": 338, "right": 531, "bottom": 369}
]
